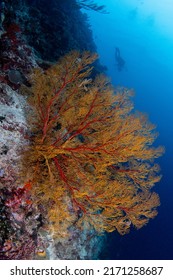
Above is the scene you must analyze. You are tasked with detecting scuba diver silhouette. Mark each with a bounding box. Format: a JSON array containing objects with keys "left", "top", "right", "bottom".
[{"left": 115, "top": 47, "right": 125, "bottom": 72}]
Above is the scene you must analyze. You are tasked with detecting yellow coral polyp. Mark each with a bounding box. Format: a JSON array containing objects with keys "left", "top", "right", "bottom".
[{"left": 36, "top": 249, "right": 46, "bottom": 258}]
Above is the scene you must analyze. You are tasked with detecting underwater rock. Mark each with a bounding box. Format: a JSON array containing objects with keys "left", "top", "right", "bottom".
[{"left": 8, "top": 69, "right": 23, "bottom": 85}]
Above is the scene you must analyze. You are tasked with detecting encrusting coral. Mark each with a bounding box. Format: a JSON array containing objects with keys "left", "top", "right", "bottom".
[{"left": 21, "top": 51, "right": 163, "bottom": 237}]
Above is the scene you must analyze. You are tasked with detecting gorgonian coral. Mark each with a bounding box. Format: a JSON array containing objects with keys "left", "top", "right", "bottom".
[{"left": 21, "top": 51, "right": 163, "bottom": 236}]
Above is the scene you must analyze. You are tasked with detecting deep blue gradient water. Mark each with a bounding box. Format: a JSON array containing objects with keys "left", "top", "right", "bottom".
[{"left": 85, "top": 0, "right": 173, "bottom": 260}]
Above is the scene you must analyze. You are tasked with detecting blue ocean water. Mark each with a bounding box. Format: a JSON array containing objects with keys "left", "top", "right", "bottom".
[{"left": 85, "top": 0, "right": 173, "bottom": 260}]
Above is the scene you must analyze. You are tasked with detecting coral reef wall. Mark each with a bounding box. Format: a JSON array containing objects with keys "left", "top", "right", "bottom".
[
  {"left": 3, "top": 0, "right": 97, "bottom": 61},
  {"left": 0, "top": 0, "right": 105, "bottom": 260}
]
